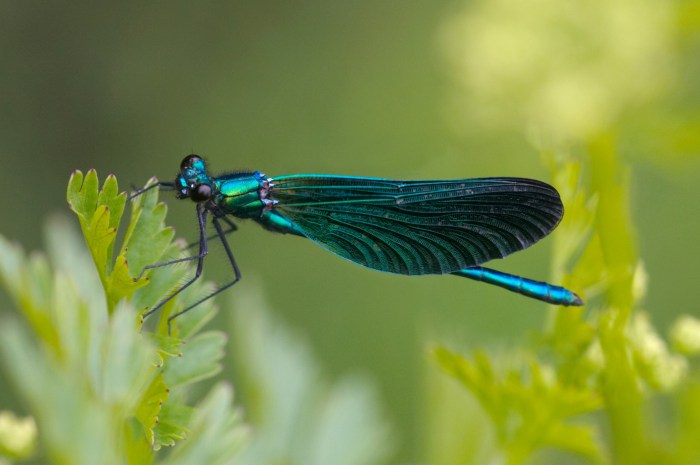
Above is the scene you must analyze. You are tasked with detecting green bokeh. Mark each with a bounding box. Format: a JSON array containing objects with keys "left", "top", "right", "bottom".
[{"left": 1, "top": 1, "right": 699, "bottom": 463}]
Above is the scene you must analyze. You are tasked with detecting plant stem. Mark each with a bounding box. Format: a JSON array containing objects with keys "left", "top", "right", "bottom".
[{"left": 588, "top": 132, "right": 645, "bottom": 465}]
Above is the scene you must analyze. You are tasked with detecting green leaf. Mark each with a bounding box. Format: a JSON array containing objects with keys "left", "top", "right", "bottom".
[
  {"left": 125, "top": 416, "right": 155, "bottom": 465},
  {"left": 66, "top": 169, "right": 99, "bottom": 227},
  {"left": 165, "top": 384, "right": 248, "bottom": 465},
  {"left": 135, "top": 373, "right": 169, "bottom": 447},
  {"left": 121, "top": 178, "right": 174, "bottom": 275},
  {"left": 130, "top": 242, "right": 188, "bottom": 319},
  {"left": 67, "top": 170, "right": 126, "bottom": 287},
  {"left": 433, "top": 346, "right": 604, "bottom": 463},
  {"left": 153, "top": 402, "right": 193, "bottom": 450},
  {"left": 0, "top": 169, "right": 252, "bottom": 465},
  {"left": 428, "top": 151, "right": 700, "bottom": 465},
  {"left": 171, "top": 279, "right": 219, "bottom": 340},
  {"left": 99, "top": 174, "right": 127, "bottom": 234},
  {"left": 106, "top": 254, "right": 150, "bottom": 310},
  {"left": 163, "top": 331, "right": 227, "bottom": 388}
]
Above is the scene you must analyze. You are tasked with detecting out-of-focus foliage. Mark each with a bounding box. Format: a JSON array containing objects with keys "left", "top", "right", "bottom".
[
  {"left": 443, "top": 0, "right": 675, "bottom": 143},
  {"left": 443, "top": 0, "right": 700, "bottom": 164},
  {"left": 430, "top": 0, "right": 700, "bottom": 463},
  {"left": 230, "top": 287, "right": 394, "bottom": 465},
  {"left": 0, "top": 411, "right": 36, "bottom": 462},
  {"left": 431, "top": 152, "right": 700, "bottom": 465}
]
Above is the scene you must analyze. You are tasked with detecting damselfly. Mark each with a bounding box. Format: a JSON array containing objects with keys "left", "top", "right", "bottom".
[{"left": 131, "top": 155, "right": 582, "bottom": 328}]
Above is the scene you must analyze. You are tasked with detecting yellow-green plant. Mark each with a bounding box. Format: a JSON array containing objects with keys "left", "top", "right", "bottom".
[
  {"left": 431, "top": 0, "right": 700, "bottom": 462},
  {"left": 432, "top": 151, "right": 700, "bottom": 465},
  {"left": 0, "top": 171, "right": 246, "bottom": 465}
]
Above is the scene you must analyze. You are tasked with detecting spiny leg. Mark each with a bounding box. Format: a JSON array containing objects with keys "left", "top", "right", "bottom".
[
  {"left": 167, "top": 216, "right": 242, "bottom": 332},
  {"left": 142, "top": 203, "right": 209, "bottom": 319}
]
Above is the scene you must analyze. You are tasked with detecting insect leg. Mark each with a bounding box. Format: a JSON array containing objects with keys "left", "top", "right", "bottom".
[
  {"left": 142, "top": 202, "right": 209, "bottom": 319},
  {"left": 185, "top": 216, "right": 237, "bottom": 250},
  {"left": 134, "top": 210, "right": 227, "bottom": 281},
  {"left": 167, "top": 216, "right": 242, "bottom": 330}
]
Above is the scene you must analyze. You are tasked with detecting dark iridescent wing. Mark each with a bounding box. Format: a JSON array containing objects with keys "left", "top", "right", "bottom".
[{"left": 268, "top": 175, "right": 563, "bottom": 275}]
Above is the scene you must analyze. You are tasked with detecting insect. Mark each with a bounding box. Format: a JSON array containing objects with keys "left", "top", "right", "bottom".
[{"left": 131, "top": 154, "right": 582, "bottom": 327}]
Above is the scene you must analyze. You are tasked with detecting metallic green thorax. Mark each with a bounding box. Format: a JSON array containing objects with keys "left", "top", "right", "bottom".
[{"left": 216, "top": 174, "right": 268, "bottom": 218}]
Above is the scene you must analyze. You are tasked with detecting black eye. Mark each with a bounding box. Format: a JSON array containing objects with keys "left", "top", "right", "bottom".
[
  {"left": 181, "top": 154, "right": 203, "bottom": 170},
  {"left": 191, "top": 183, "right": 212, "bottom": 202}
]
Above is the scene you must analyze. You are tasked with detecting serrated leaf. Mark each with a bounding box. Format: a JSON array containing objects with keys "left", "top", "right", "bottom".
[
  {"left": 130, "top": 243, "right": 189, "bottom": 316},
  {"left": 147, "top": 333, "right": 186, "bottom": 360},
  {"left": 153, "top": 403, "right": 193, "bottom": 449},
  {"left": 122, "top": 179, "right": 174, "bottom": 274},
  {"left": 166, "top": 384, "right": 248, "bottom": 465},
  {"left": 163, "top": 331, "right": 227, "bottom": 388},
  {"left": 88, "top": 204, "right": 116, "bottom": 284},
  {"left": 67, "top": 169, "right": 99, "bottom": 226},
  {"left": 135, "top": 373, "right": 170, "bottom": 447},
  {"left": 171, "top": 278, "right": 218, "bottom": 340},
  {"left": 117, "top": 179, "right": 180, "bottom": 324},
  {"left": 106, "top": 255, "right": 149, "bottom": 310},
  {"left": 67, "top": 170, "right": 128, "bottom": 289},
  {"left": 3, "top": 169, "right": 249, "bottom": 465},
  {"left": 98, "top": 174, "right": 127, "bottom": 231},
  {"left": 126, "top": 210, "right": 174, "bottom": 276},
  {"left": 98, "top": 174, "right": 127, "bottom": 268}
]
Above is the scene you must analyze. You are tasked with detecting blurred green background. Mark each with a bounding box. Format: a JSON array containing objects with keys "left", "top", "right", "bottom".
[{"left": 1, "top": 1, "right": 699, "bottom": 463}]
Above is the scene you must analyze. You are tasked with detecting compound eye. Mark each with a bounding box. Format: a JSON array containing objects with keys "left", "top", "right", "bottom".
[
  {"left": 181, "top": 154, "right": 203, "bottom": 170},
  {"left": 191, "top": 183, "right": 212, "bottom": 202}
]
